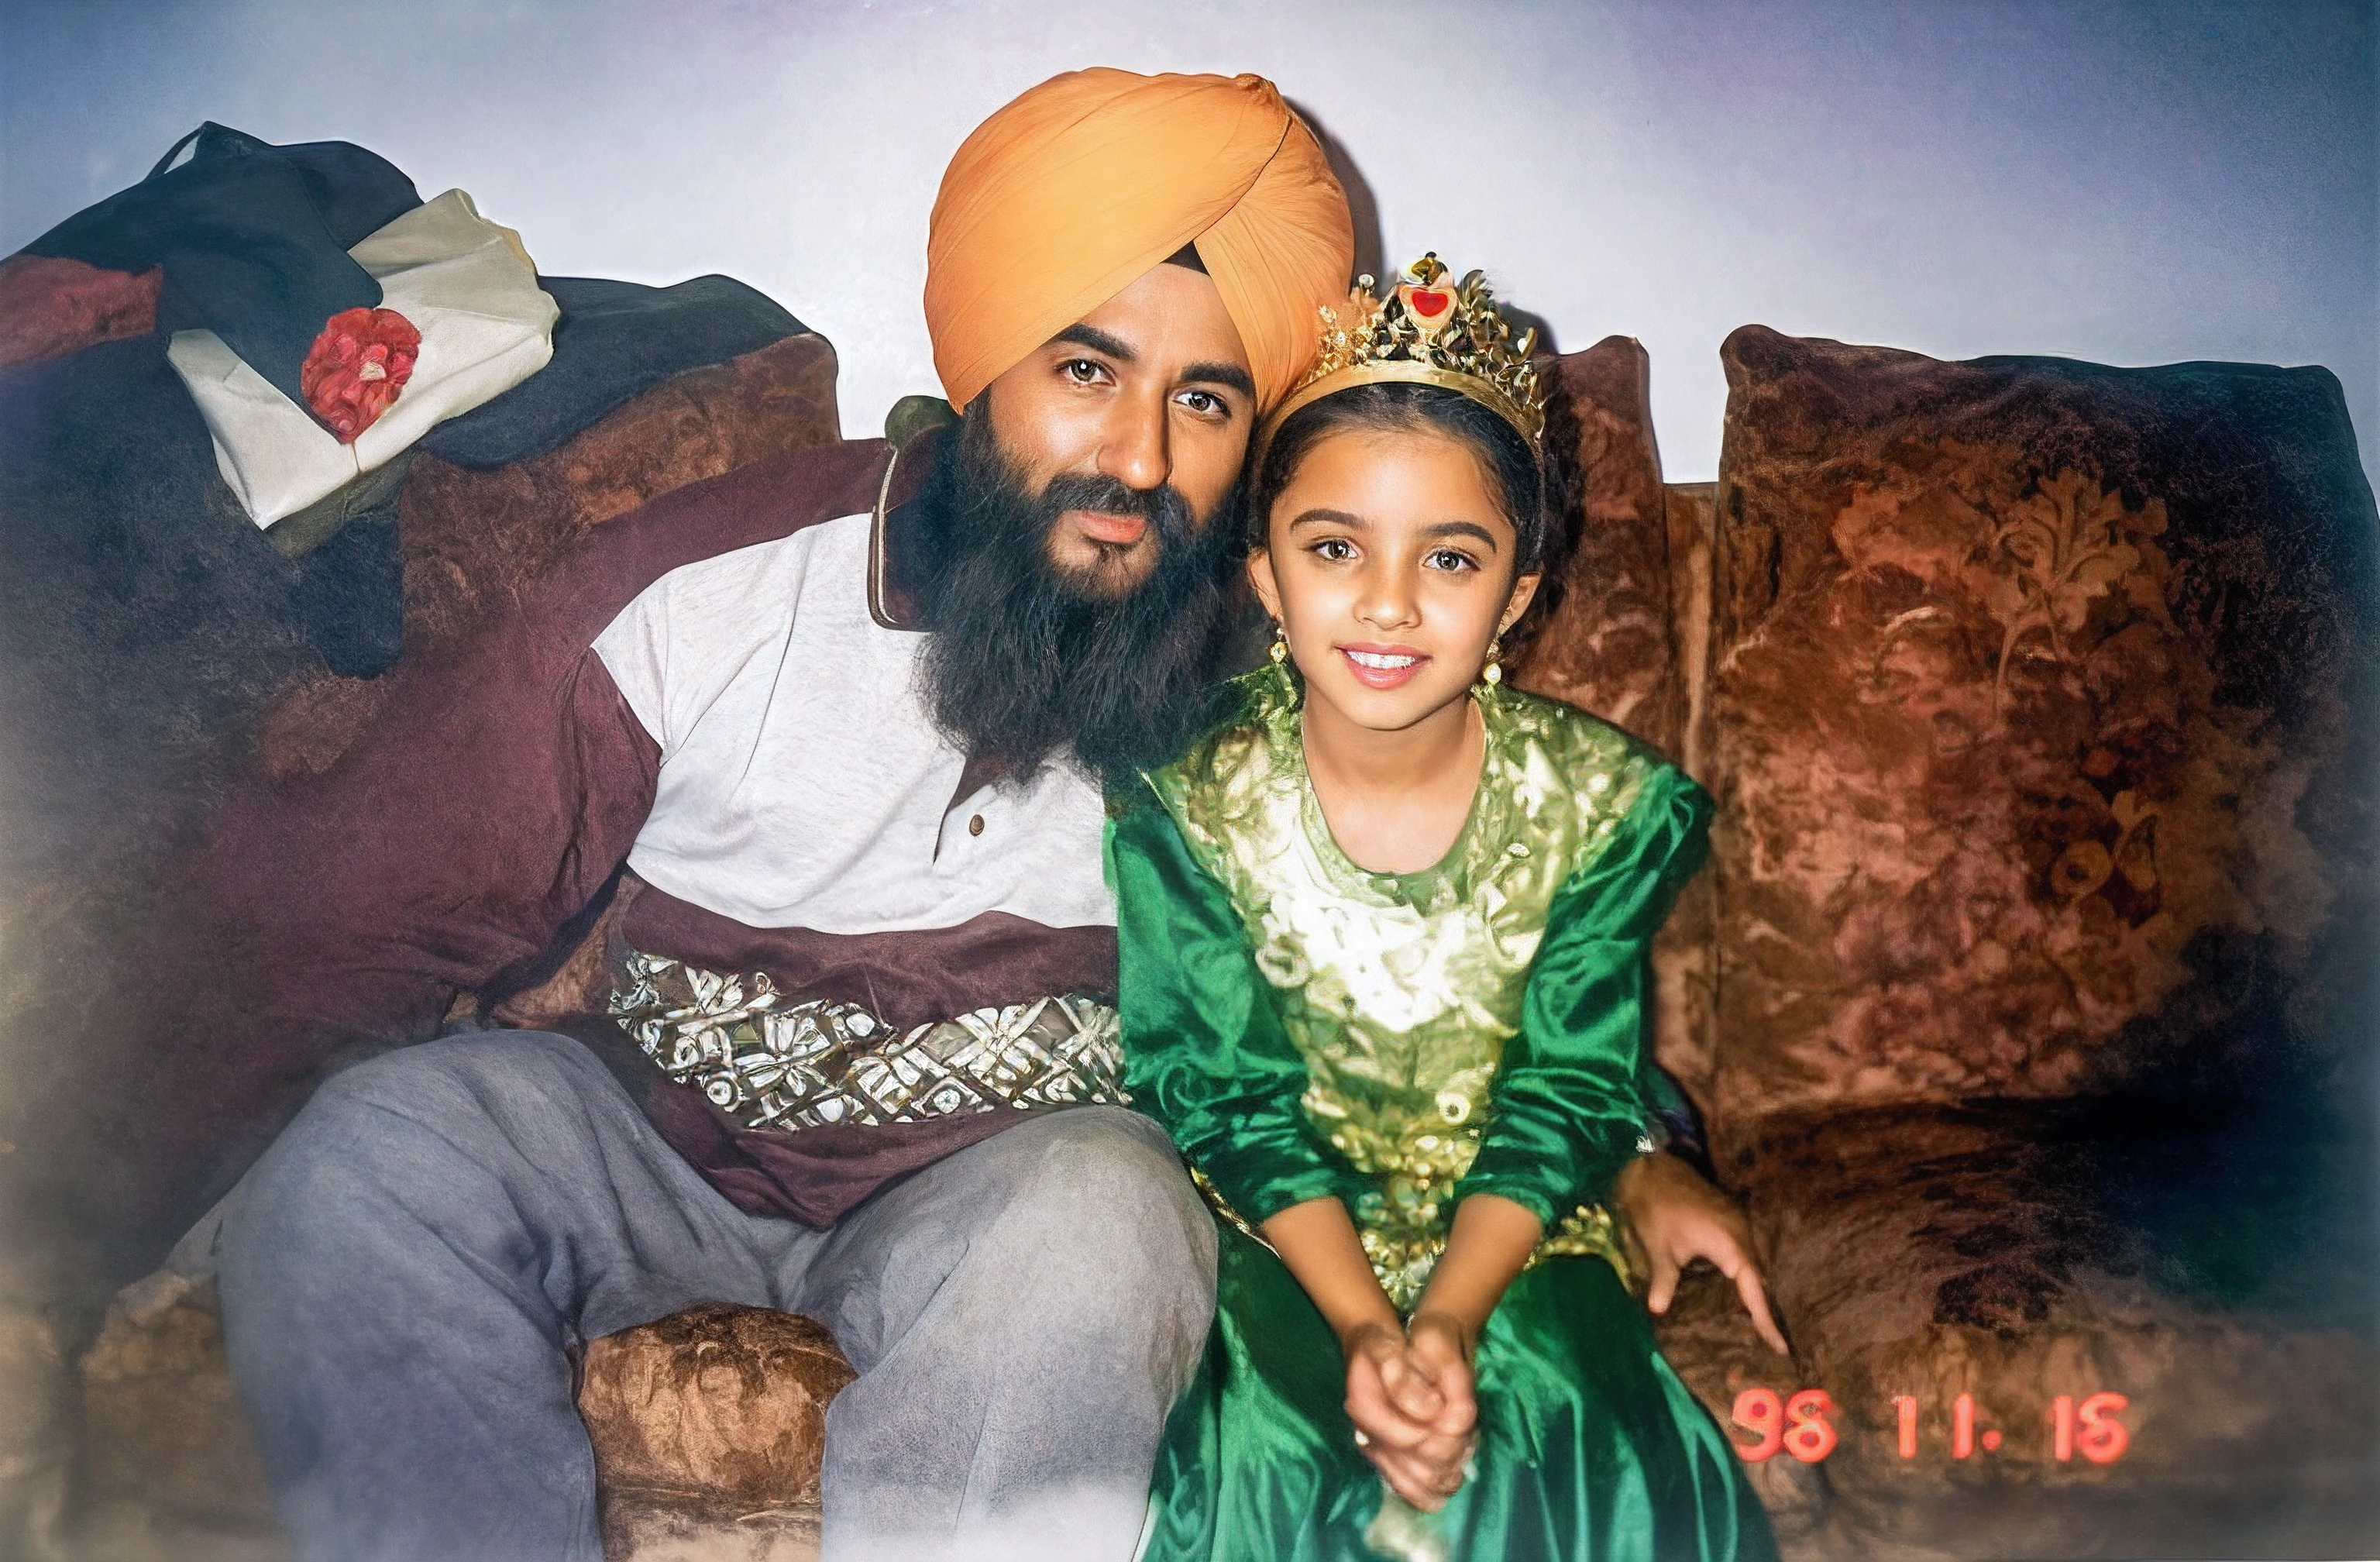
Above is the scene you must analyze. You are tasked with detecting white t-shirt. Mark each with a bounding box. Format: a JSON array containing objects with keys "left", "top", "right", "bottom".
[{"left": 592, "top": 508, "right": 1116, "bottom": 936}]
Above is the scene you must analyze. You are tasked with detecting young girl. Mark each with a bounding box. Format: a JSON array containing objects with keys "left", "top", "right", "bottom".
[{"left": 1109, "top": 260, "right": 1779, "bottom": 1562}]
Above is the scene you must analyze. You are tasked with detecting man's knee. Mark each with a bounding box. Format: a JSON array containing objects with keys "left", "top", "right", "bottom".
[
  {"left": 1007, "top": 1107, "right": 1205, "bottom": 1235},
  {"left": 263, "top": 1030, "right": 626, "bottom": 1179},
  {"left": 221, "top": 1031, "right": 624, "bottom": 1280},
  {"left": 968, "top": 1107, "right": 1216, "bottom": 1326},
  {"left": 816, "top": 1109, "right": 1214, "bottom": 1528}
]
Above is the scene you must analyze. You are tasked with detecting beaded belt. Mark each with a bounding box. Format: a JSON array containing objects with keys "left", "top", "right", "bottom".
[{"left": 608, "top": 950, "right": 1127, "bottom": 1133}]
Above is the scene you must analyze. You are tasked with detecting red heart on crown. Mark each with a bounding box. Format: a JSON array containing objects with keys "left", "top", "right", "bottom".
[{"left": 1406, "top": 288, "right": 1451, "bottom": 318}]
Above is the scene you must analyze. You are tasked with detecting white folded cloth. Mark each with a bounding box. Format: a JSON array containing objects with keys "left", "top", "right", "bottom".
[{"left": 167, "top": 188, "right": 559, "bottom": 527}]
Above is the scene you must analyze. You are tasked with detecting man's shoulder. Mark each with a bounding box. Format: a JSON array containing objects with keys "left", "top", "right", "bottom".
[
  {"left": 539, "top": 439, "right": 896, "bottom": 651},
  {"left": 617, "top": 507, "right": 868, "bottom": 624},
  {"left": 588, "top": 501, "right": 886, "bottom": 749}
]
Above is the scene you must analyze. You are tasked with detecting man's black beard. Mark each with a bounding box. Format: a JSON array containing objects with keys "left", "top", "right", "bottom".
[{"left": 906, "top": 406, "right": 1243, "bottom": 788}]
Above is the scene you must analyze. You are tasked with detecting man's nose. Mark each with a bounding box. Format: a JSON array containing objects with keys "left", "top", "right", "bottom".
[{"left": 1095, "top": 387, "right": 1172, "bottom": 492}]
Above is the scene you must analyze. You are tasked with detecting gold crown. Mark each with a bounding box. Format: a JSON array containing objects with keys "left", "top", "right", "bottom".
[{"left": 1257, "top": 253, "right": 1546, "bottom": 463}]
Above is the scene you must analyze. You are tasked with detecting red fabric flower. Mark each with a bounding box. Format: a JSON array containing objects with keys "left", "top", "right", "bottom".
[{"left": 300, "top": 306, "right": 421, "bottom": 442}]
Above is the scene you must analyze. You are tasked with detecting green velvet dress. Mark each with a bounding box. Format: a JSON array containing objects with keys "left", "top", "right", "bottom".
[{"left": 1107, "top": 663, "right": 1777, "bottom": 1562}]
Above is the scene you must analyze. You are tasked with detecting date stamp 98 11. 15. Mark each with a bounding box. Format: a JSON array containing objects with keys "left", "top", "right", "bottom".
[{"left": 1730, "top": 1388, "right": 2131, "bottom": 1465}]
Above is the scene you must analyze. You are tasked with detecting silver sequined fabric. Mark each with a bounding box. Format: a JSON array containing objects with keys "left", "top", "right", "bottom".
[{"left": 610, "top": 950, "right": 1127, "bottom": 1131}]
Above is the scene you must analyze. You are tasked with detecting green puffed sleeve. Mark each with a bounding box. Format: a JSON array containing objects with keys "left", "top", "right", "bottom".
[
  {"left": 1106, "top": 795, "right": 1363, "bottom": 1223},
  {"left": 1454, "top": 764, "right": 1713, "bottom": 1224}
]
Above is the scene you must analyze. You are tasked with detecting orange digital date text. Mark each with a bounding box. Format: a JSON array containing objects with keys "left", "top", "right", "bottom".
[{"left": 1728, "top": 1388, "right": 2130, "bottom": 1464}]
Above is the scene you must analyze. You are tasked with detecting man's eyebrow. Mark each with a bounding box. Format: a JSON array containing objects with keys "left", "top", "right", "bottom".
[
  {"left": 1422, "top": 519, "right": 1504, "bottom": 551},
  {"left": 1051, "top": 323, "right": 1134, "bottom": 361},
  {"left": 1046, "top": 325, "right": 1254, "bottom": 400},
  {"left": 1181, "top": 360, "right": 1256, "bottom": 398}
]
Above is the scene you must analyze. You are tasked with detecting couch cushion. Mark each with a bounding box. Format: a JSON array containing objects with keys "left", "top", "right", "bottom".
[
  {"left": 68, "top": 1278, "right": 843, "bottom": 1562},
  {"left": 1509, "top": 334, "right": 1681, "bottom": 752},
  {"left": 1700, "top": 325, "right": 2380, "bottom": 1557},
  {"left": 1703, "top": 325, "right": 2379, "bottom": 1131},
  {"left": 580, "top": 1305, "right": 850, "bottom": 1562},
  {"left": 1505, "top": 339, "right": 1732, "bottom": 1110},
  {"left": 1739, "top": 1102, "right": 2378, "bottom": 1559},
  {"left": 0, "top": 254, "right": 160, "bottom": 368}
]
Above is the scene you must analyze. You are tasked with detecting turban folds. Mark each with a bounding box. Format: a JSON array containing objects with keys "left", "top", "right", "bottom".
[{"left": 926, "top": 68, "right": 1354, "bottom": 414}]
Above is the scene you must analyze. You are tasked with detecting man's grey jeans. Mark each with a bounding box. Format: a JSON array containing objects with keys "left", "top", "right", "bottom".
[{"left": 215, "top": 1030, "right": 1216, "bottom": 1562}]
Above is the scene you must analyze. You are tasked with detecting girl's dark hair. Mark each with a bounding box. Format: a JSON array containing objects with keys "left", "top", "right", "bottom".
[{"left": 1248, "top": 380, "right": 1552, "bottom": 575}]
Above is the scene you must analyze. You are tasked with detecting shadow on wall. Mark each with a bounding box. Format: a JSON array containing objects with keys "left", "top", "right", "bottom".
[
  {"left": 1285, "top": 101, "right": 1563, "bottom": 356},
  {"left": 1287, "top": 101, "right": 1384, "bottom": 290}
]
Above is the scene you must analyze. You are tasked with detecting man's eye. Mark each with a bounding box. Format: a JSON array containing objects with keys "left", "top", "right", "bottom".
[
  {"left": 1178, "top": 390, "right": 1226, "bottom": 416},
  {"left": 1426, "top": 547, "right": 1479, "bottom": 572},
  {"left": 1062, "top": 359, "right": 1106, "bottom": 384}
]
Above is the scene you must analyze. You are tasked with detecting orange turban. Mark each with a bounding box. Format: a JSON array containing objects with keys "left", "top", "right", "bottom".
[{"left": 926, "top": 68, "right": 1354, "bottom": 414}]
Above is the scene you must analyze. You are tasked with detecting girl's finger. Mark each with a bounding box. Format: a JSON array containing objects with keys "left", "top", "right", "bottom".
[
  {"left": 1413, "top": 1369, "right": 1475, "bottom": 1438},
  {"left": 1377, "top": 1350, "right": 1446, "bottom": 1421},
  {"left": 1345, "top": 1372, "right": 1435, "bottom": 1450},
  {"left": 1374, "top": 1454, "right": 1453, "bottom": 1512},
  {"left": 1402, "top": 1331, "right": 1478, "bottom": 1435},
  {"left": 1371, "top": 1443, "right": 1467, "bottom": 1509},
  {"left": 1410, "top": 1428, "right": 1474, "bottom": 1478}
]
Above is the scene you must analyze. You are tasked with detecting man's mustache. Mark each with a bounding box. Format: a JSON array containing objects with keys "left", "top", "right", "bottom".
[{"left": 1039, "top": 470, "right": 1197, "bottom": 542}]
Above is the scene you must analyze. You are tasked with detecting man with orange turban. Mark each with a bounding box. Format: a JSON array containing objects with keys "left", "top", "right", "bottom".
[
  {"left": 121, "top": 64, "right": 1766, "bottom": 1562},
  {"left": 191, "top": 67, "right": 1354, "bottom": 1562}
]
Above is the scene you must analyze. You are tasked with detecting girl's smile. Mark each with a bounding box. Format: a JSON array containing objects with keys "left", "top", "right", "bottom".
[{"left": 1337, "top": 642, "right": 1430, "bottom": 689}]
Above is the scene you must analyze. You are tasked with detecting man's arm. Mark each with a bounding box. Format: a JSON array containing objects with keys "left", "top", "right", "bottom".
[
  {"left": 46, "top": 442, "right": 899, "bottom": 1290},
  {"left": 81, "top": 628, "right": 664, "bottom": 1286},
  {"left": 1610, "top": 1150, "right": 1790, "bottom": 1357}
]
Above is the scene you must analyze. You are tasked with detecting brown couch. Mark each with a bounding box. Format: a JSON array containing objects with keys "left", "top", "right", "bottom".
[
  {"left": 33, "top": 325, "right": 2380, "bottom": 1562},
  {"left": 2, "top": 318, "right": 842, "bottom": 1562}
]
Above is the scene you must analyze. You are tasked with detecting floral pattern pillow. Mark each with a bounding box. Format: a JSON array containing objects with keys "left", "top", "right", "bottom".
[{"left": 1699, "top": 325, "right": 2379, "bottom": 1128}]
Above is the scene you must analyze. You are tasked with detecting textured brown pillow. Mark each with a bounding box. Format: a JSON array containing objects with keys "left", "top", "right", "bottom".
[
  {"left": 1510, "top": 334, "right": 1681, "bottom": 752},
  {"left": 1702, "top": 325, "right": 2378, "bottom": 1133},
  {"left": 1694, "top": 327, "right": 2380, "bottom": 1556},
  {"left": 1508, "top": 336, "right": 1729, "bottom": 1108},
  {"left": 579, "top": 1305, "right": 851, "bottom": 1560}
]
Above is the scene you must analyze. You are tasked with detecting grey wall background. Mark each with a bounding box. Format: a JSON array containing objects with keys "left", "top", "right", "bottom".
[{"left": 4, "top": 0, "right": 2375, "bottom": 484}]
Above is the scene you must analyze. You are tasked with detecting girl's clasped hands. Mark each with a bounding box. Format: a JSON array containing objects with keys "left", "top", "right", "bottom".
[{"left": 1343, "top": 1310, "right": 1479, "bottom": 1509}]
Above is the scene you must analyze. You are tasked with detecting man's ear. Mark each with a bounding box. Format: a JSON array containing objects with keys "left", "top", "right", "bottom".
[
  {"left": 1499, "top": 571, "right": 1543, "bottom": 638},
  {"left": 1246, "top": 547, "right": 1285, "bottom": 623}
]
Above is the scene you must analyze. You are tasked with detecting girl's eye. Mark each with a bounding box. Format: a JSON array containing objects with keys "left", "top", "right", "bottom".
[
  {"left": 1426, "top": 547, "right": 1480, "bottom": 573},
  {"left": 1311, "top": 538, "right": 1356, "bottom": 562}
]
